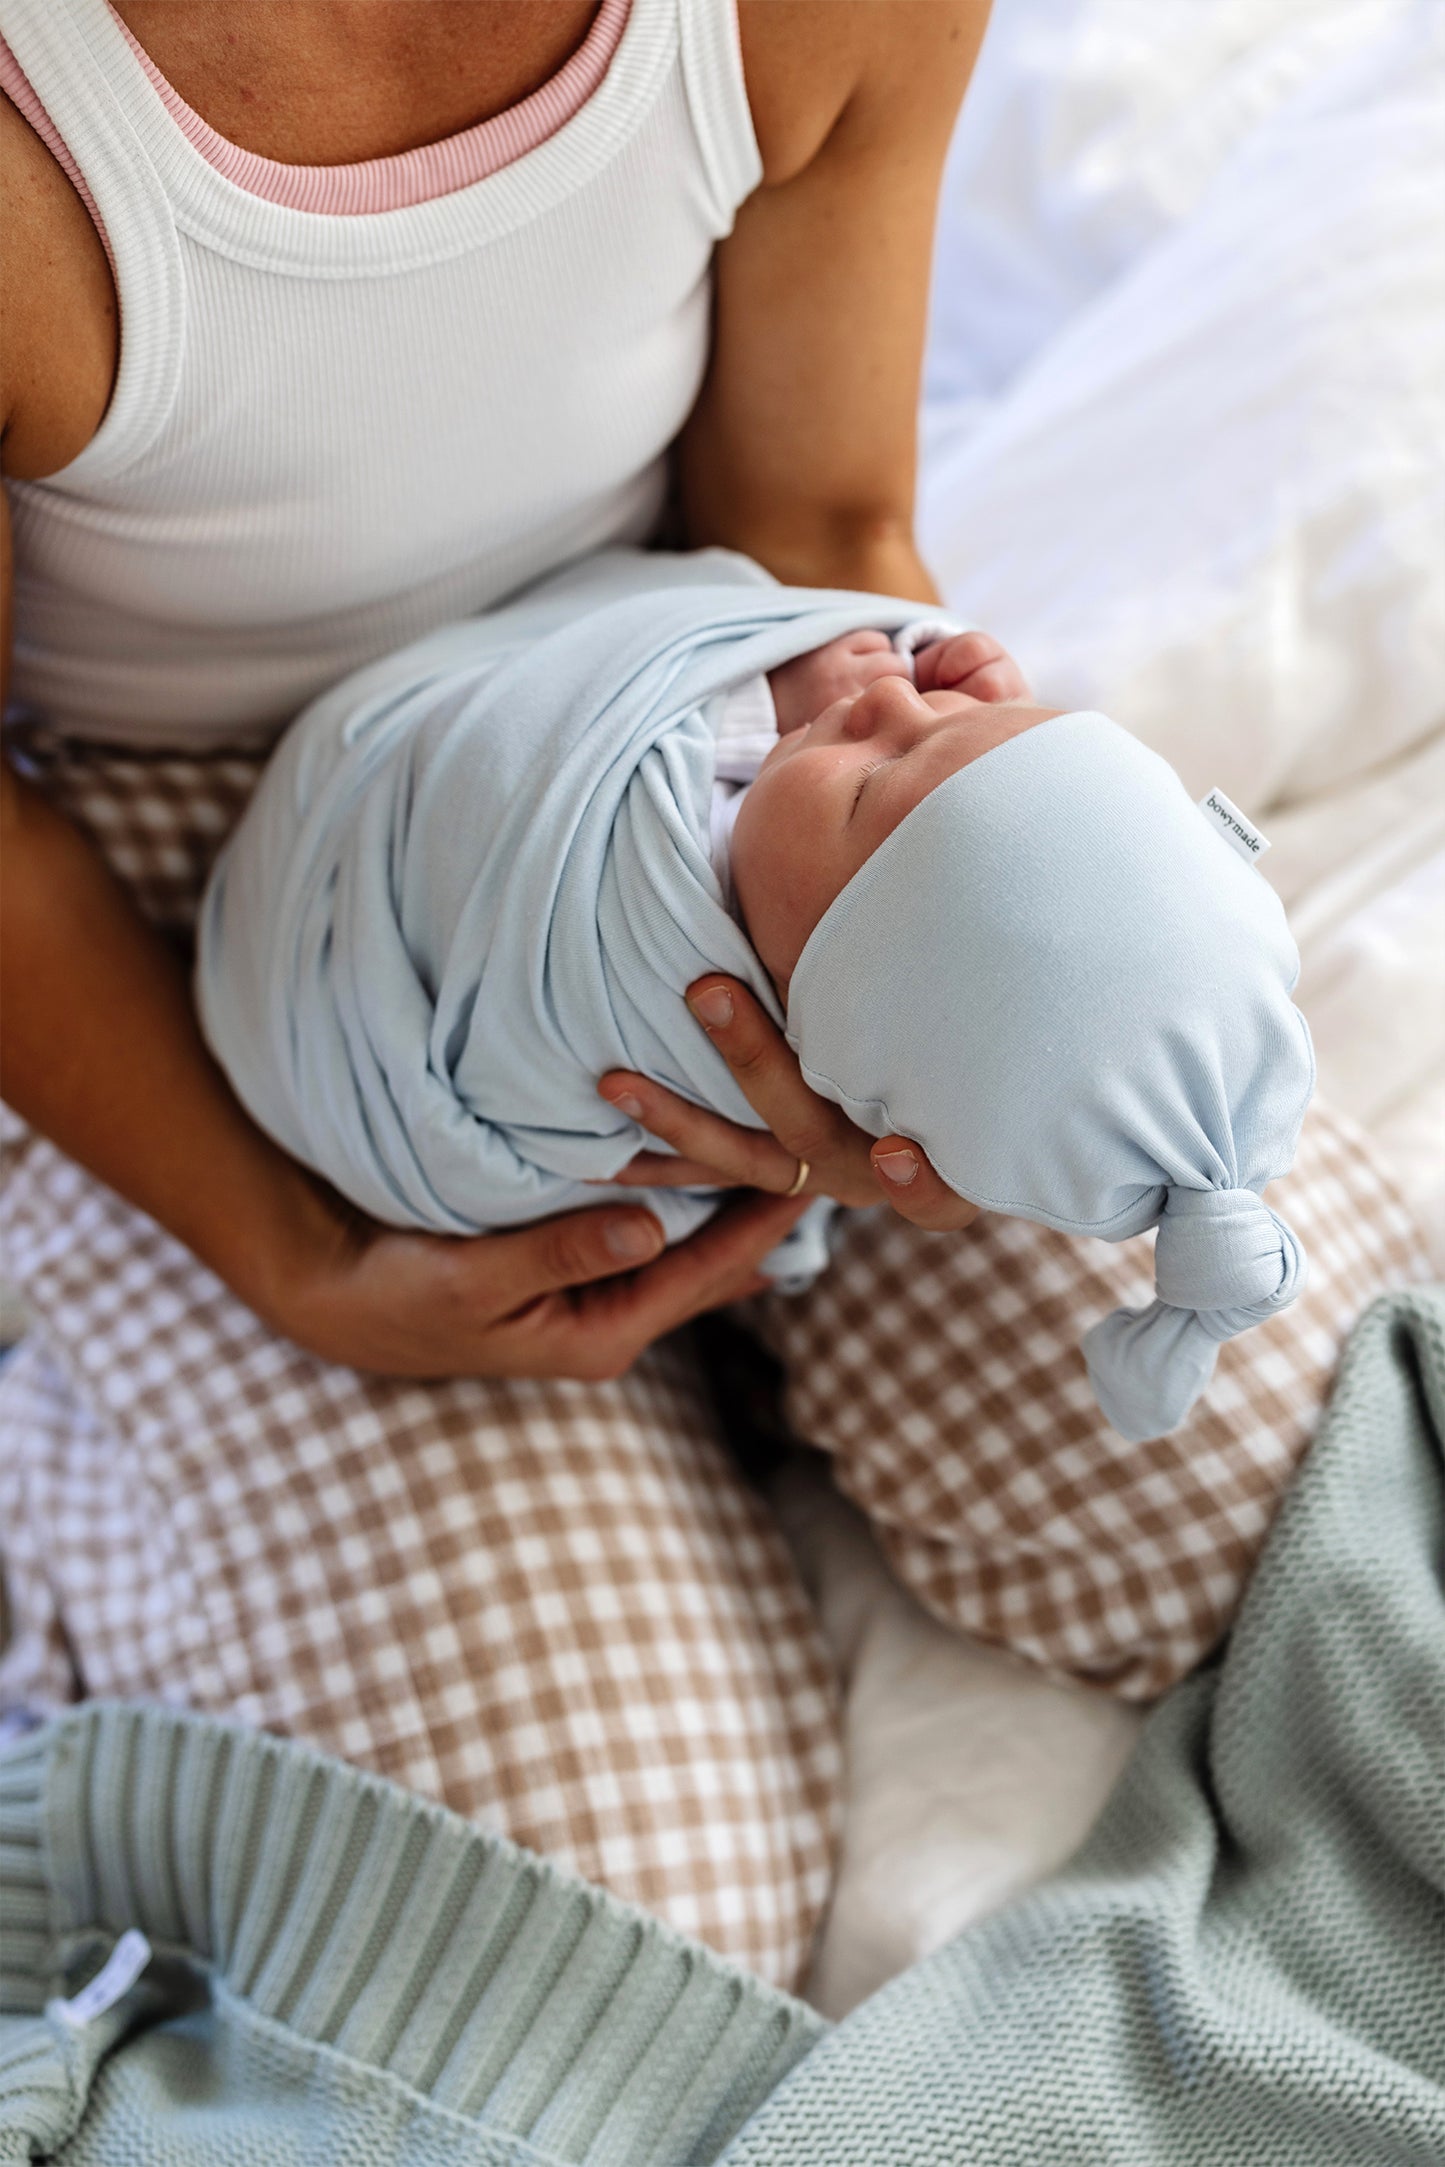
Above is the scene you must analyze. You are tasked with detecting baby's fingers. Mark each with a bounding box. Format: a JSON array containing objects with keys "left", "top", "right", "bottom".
[
  {"left": 955, "top": 656, "right": 1031, "bottom": 704},
  {"left": 917, "top": 629, "right": 1004, "bottom": 691}
]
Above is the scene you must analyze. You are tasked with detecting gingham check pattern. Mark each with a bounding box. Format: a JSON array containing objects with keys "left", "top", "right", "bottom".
[
  {"left": 2, "top": 721, "right": 265, "bottom": 943},
  {"left": 0, "top": 732, "right": 1429, "bottom": 1982},
  {"left": 0, "top": 1144, "right": 844, "bottom": 1988},
  {"left": 0, "top": 732, "right": 841, "bottom": 1988},
  {"left": 754, "top": 1105, "right": 1429, "bottom": 1699}
]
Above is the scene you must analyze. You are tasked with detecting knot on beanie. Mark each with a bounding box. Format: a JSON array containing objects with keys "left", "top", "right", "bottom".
[
  {"left": 1083, "top": 1188, "right": 1308, "bottom": 1443},
  {"left": 1154, "top": 1187, "right": 1307, "bottom": 1319}
]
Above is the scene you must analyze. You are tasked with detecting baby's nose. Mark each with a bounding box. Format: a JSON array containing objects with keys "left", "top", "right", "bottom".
[{"left": 841, "top": 671, "right": 931, "bottom": 744}]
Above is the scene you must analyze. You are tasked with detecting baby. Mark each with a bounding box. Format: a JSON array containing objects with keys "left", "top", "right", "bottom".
[{"left": 199, "top": 547, "right": 1314, "bottom": 1443}]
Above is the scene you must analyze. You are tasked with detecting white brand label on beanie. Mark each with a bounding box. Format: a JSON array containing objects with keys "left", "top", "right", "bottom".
[
  {"left": 1198, "top": 787, "right": 1270, "bottom": 862},
  {"left": 48, "top": 1930, "right": 152, "bottom": 2028}
]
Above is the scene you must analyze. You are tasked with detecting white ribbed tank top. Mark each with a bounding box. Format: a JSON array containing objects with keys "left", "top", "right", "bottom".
[{"left": 0, "top": 0, "right": 761, "bottom": 748}]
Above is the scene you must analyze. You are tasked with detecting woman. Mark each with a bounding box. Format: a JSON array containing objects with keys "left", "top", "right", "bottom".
[
  {"left": 0, "top": 0, "right": 1416, "bottom": 1993},
  {"left": 0, "top": 0, "right": 992, "bottom": 1991}
]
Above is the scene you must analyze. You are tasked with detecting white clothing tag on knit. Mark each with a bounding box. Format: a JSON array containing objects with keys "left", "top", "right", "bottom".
[
  {"left": 49, "top": 1931, "right": 152, "bottom": 2028},
  {"left": 1198, "top": 786, "right": 1271, "bottom": 862}
]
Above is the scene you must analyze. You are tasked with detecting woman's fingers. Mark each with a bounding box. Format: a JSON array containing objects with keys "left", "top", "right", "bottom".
[
  {"left": 282, "top": 1174, "right": 811, "bottom": 1382},
  {"left": 605, "top": 1150, "right": 740, "bottom": 1189},
  {"left": 283, "top": 1197, "right": 670, "bottom": 1379},
  {"left": 678, "top": 980, "right": 882, "bottom": 1205},
  {"left": 491, "top": 1198, "right": 669, "bottom": 1296},
  {"left": 599, "top": 1065, "right": 807, "bottom": 1194},
  {"left": 869, "top": 1134, "right": 980, "bottom": 1231},
  {"left": 589, "top": 1189, "right": 810, "bottom": 1342},
  {"left": 599, "top": 987, "right": 983, "bottom": 1232},
  {"left": 493, "top": 1190, "right": 811, "bottom": 1378}
]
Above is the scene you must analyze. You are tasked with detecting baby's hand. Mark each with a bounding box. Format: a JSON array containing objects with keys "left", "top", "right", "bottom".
[
  {"left": 768, "top": 631, "right": 911, "bottom": 735},
  {"left": 913, "top": 630, "right": 1030, "bottom": 704}
]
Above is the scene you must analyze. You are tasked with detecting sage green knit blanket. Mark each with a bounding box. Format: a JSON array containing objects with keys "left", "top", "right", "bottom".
[
  {"left": 2, "top": 1288, "right": 1443, "bottom": 2164},
  {"left": 725, "top": 1284, "right": 1445, "bottom": 2165}
]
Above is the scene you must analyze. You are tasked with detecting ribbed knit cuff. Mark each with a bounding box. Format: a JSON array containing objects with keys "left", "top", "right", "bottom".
[
  {"left": 0, "top": 1729, "right": 75, "bottom": 2160},
  {"left": 0, "top": 1705, "right": 825, "bottom": 2165},
  {"left": 0, "top": 1730, "right": 49, "bottom": 2004}
]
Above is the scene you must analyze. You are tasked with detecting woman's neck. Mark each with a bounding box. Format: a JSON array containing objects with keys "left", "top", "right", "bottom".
[{"left": 108, "top": 1, "right": 602, "bottom": 163}]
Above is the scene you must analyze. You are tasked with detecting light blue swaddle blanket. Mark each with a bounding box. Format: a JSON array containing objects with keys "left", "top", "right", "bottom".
[
  {"left": 198, "top": 547, "right": 1315, "bottom": 1443},
  {"left": 197, "top": 548, "right": 928, "bottom": 1276}
]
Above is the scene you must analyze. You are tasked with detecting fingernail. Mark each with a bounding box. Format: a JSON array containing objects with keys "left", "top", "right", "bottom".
[
  {"left": 874, "top": 1148, "right": 919, "bottom": 1187},
  {"left": 606, "top": 1217, "right": 662, "bottom": 1262},
  {"left": 606, "top": 1090, "right": 645, "bottom": 1121},
  {"left": 689, "top": 985, "right": 733, "bottom": 1031}
]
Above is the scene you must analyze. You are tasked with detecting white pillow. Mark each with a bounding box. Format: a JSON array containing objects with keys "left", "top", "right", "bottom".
[{"left": 921, "top": 0, "right": 1445, "bottom": 810}]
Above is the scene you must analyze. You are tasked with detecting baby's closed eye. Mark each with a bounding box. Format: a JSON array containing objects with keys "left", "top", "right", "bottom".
[{"left": 849, "top": 761, "right": 881, "bottom": 816}]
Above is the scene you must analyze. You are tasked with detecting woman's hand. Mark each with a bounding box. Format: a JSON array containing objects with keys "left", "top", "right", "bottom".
[
  {"left": 600, "top": 977, "right": 979, "bottom": 1232},
  {"left": 268, "top": 1173, "right": 813, "bottom": 1382}
]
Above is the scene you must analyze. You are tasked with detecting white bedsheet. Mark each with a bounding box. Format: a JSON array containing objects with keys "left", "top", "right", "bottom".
[{"left": 794, "top": 0, "right": 1445, "bottom": 2014}]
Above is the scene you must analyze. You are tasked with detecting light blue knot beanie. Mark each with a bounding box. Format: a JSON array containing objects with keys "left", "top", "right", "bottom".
[{"left": 784, "top": 711, "right": 1315, "bottom": 1443}]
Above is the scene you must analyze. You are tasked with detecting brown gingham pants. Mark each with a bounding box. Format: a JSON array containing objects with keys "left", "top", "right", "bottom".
[{"left": 0, "top": 735, "right": 1428, "bottom": 1989}]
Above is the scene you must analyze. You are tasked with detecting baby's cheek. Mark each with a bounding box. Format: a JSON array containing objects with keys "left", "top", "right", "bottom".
[{"left": 732, "top": 764, "right": 846, "bottom": 984}]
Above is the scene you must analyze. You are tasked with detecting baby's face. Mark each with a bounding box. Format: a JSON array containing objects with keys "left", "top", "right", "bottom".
[{"left": 731, "top": 676, "right": 1057, "bottom": 992}]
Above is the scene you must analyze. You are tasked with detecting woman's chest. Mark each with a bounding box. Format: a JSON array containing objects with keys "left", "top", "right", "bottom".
[{"left": 22, "top": 187, "right": 719, "bottom": 626}]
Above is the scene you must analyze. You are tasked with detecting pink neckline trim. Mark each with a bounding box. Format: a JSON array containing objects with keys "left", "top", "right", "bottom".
[{"left": 110, "top": 0, "right": 630, "bottom": 214}]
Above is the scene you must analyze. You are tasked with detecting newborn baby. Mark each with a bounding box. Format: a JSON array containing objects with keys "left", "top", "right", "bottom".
[{"left": 199, "top": 547, "right": 1314, "bottom": 1442}]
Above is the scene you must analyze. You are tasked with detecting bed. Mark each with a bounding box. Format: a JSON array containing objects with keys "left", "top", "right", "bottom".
[
  {"left": 0, "top": 0, "right": 1438, "bottom": 2035},
  {"left": 788, "top": 0, "right": 1445, "bottom": 2015}
]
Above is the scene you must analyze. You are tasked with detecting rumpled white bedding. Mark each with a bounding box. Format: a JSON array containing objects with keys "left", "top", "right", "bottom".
[
  {"left": 792, "top": 0, "right": 1445, "bottom": 2014},
  {"left": 2, "top": 0, "right": 1437, "bottom": 2028}
]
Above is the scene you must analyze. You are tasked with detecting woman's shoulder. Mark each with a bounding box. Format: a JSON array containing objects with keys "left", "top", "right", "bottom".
[{"left": 736, "top": 0, "right": 989, "bottom": 184}]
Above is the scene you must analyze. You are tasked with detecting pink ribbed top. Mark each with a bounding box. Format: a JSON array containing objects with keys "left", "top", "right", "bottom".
[{"left": 1, "top": 0, "right": 630, "bottom": 230}]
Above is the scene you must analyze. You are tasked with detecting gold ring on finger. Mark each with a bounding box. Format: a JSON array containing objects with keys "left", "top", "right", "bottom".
[{"left": 784, "top": 1157, "right": 811, "bottom": 1199}]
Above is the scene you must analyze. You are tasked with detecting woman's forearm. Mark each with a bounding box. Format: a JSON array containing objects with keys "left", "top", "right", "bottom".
[
  {"left": 718, "top": 514, "right": 942, "bottom": 609},
  {"left": 806, "top": 524, "right": 941, "bottom": 609},
  {"left": 0, "top": 761, "right": 331, "bottom": 1322}
]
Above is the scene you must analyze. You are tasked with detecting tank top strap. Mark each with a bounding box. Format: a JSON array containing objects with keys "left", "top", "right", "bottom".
[{"left": 676, "top": 0, "right": 763, "bottom": 229}]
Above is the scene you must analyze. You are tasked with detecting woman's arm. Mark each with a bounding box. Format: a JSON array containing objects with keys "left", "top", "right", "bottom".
[
  {"left": 678, "top": 0, "right": 992, "bottom": 604},
  {"left": 642, "top": 0, "right": 990, "bottom": 1229}
]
